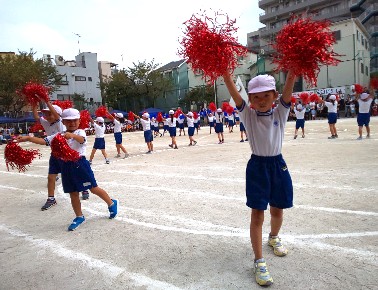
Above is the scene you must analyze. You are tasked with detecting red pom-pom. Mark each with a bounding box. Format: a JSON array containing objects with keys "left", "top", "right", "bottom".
[
  {"left": 19, "top": 82, "right": 50, "bottom": 106},
  {"left": 95, "top": 106, "right": 108, "bottom": 117},
  {"left": 309, "top": 93, "right": 320, "bottom": 103},
  {"left": 174, "top": 109, "right": 182, "bottom": 118},
  {"left": 370, "top": 78, "right": 378, "bottom": 89},
  {"left": 354, "top": 84, "right": 364, "bottom": 94},
  {"left": 272, "top": 16, "right": 341, "bottom": 87},
  {"left": 221, "top": 102, "right": 229, "bottom": 112},
  {"left": 178, "top": 10, "right": 247, "bottom": 84},
  {"left": 29, "top": 122, "right": 44, "bottom": 133},
  {"left": 226, "top": 105, "right": 234, "bottom": 115},
  {"left": 50, "top": 134, "right": 80, "bottom": 162},
  {"left": 156, "top": 112, "right": 163, "bottom": 122},
  {"left": 291, "top": 96, "right": 297, "bottom": 104},
  {"left": 52, "top": 100, "right": 73, "bottom": 110},
  {"left": 78, "top": 110, "right": 91, "bottom": 130},
  {"left": 208, "top": 102, "right": 217, "bottom": 112},
  {"left": 193, "top": 111, "right": 199, "bottom": 119},
  {"left": 299, "top": 92, "right": 310, "bottom": 104},
  {"left": 128, "top": 111, "right": 135, "bottom": 122},
  {"left": 4, "top": 141, "right": 41, "bottom": 172}
]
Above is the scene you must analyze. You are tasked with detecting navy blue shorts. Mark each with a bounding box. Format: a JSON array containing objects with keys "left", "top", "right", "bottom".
[
  {"left": 209, "top": 121, "right": 214, "bottom": 128},
  {"left": 228, "top": 120, "right": 234, "bottom": 127},
  {"left": 48, "top": 155, "right": 62, "bottom": 174},
  {"left": 151, "top": 125, "right": 155, "bottom": 131},
  {"left": 169, "top": 127, "right": 176, "bottom": 137},
  {"left": 164, "top": 125, "right": 169, "bottom": 131},
  {"left": 246, "top": 154, "right": 293, "bottom": 210},
  {"left": 179, "top": 123, "right": 184, "bottom": 129},
  {"left": 188, "top": 127, "right": 195, "bottom": 136},
  {"left": 357, "top": 113, "right": 370, "bottom": 127},
  {"left": 328, "top": 112, "right": 337, "bottom": 124},
  {"left": 93, "top": 138, "right": 105, "bottom": 149},
  {"left": 194, "top": 123, "right": 199, "bottom": 129},
  {"left": 240, "top": 122, "right": 245, "bottom": 132},
  {"left": 215, "top": 123, "right": 223, "bottom": 133},
  {"left": 235, "top": 117, "right": 240, "bottom": 122},
  {"left": 114, "top": 132, "right": 122, "bottom": 144},
  {"left": 61, "top": 157, "right": 97, "bottom": 193},
  {"left": 295, "top": 119, "right": 305, "bottom": 129},
  {"left": 144, "top": 130, "right": 153, "bottom": 143}
]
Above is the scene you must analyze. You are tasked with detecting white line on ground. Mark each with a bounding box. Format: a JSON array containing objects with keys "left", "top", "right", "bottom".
[{"left": 0, "top": 224, "right": 183, "bottom": 290}]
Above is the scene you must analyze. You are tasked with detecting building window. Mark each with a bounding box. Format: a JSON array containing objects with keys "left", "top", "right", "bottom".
[
  {"left": 88, "top": 77, "right": 92, "bottom": 81},
  {"left": 366, "top": 66, "right": 369, "bottom": 76},
  {"left": 333, "top": 30, "right": 341, "bottom": 41},
  {"left": 361, "top": 63, "right": 364, "bottom": 74},
  {"left": 357, "top": 30, "right": 359, "bottom": 41},
  {"left": 75, "top": 76, "right": 86, "bottom": 81},
  {"left": 361, "top": 36, "right": 364, "bottom": 46}
]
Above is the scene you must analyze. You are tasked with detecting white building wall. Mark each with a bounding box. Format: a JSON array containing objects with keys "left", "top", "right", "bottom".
[{"left": 51, "top": 52, "right": 102, "bottom": 104}]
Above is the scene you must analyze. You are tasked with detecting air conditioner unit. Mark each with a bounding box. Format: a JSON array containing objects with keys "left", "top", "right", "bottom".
[
  {"left": 43, "top": 54, "right": 52, "bottom": 62},
  {"left": 55, "top": 55, "right": 64, "bottom": 66}
]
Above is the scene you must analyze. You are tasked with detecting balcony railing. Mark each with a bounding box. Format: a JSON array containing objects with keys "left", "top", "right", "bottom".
[{"left": 358, "top": 3, "right": 378, "bottom": 23}]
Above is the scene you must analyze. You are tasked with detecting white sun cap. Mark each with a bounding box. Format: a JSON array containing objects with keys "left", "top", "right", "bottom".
[
  {"left": 329, "top": 95, "right": 336, "bottom": 100},
  {"left": 169, "top": 110, "right": 174, "bottom": 114},
  {"left": 61, "top": 108, "right": 80, "bottom": 120},
  {"left": 142, "top": 112, "right": 150, "bottom": 118},
  {"left": 360, "top": 93, "right": 369, "bottom": 100},
  {"left": 188, "top": 112, "right": 193, "bottom": 117},
  {"left": 42, "top": 105, "right": 63, "bottom": 116},
  {"left": 115, "top": 112, "right": 123, "bottom": 118},
  {"left": 96, "top": 117, "right": 104, "bottom": 123},
  {"left": 216, "top": 108, "right": 222, "bottom": 113},
  {"left": 248, "top": 74, "right": 276, "bottom": 94}
]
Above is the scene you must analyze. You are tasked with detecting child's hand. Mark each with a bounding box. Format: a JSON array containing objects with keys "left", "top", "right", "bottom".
[{"left": 63, "top": 132, "right": 74, "bottom": 139}]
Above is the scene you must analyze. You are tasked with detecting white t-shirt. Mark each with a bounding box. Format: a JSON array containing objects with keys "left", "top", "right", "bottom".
[
  {"left": 177, "top": 116, "right": 184, "bottom": 124},
  {"left": 167, "top": 117, "right": 177, "bottom": 127},
  {"left": 93, "top": 123, "right": 105, "bottom": 138},
  {"left": 228, "top": 114, "right": 234, "bottom": 122},
  {"left": 238, "top": 98, "right": 290, "bottom": 157},
  {"left": 40, "top": 117, "right": 65, "bottom": 136},
  {"left": 140, "top": 118, "right": 151, "bottom": 131},
  {"left": 294, "top": 107, "right": 306, "bottom": 119},
  {"left": 45, "top": 129, "right": 87, "bottom": 157},
  {"left": 208, "top": 116, "right": 214, "bottom": 122},
  {"left": 113, "top": 119, "right": 122, "bottom": 133},
  {"left": 325, "top": 101, "right": 338, "bottom": 113},
  {"left": 186, "top": 117, "right": 194, "bottom": 127},
  {"left": 215, "top": 112, "right": 224, "bottom": 123},
  {"left": 358, "top": 98, "right": 372, "bottom": 114}
]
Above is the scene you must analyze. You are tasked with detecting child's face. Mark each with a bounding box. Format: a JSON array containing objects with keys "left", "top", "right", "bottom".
[
  {"left": 42, "top": 110, "right": 55, "bottom": 122},
  {"left": 63, "top": 119, "right": 80, "bottom": 132},
  {"left": 248, "top": 90, "right": 278, "bottom": 112}
]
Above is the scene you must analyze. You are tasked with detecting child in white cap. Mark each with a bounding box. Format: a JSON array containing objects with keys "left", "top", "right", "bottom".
[
  {"left": 164, "top": 110, "right": 178, "bottom": 149},
  {"left": 318, "top": 94, "right": 338, "bottom": 139},
  {"left": 223, "top": 70, "right": 296, "bottom": 287},
  {"left": 89, "top": 116, "right": 110, "bottom": 164},
  {"left": 293, "top": 103, "right": 306, "bottom": 139},
  {"left": 32, "top": 101, "right": 64, "bottom": 210},
  {"left": 356, "top": 88, "right": 374, "bottom": 140},
  {"left": 17, "top": 108, "right": 118, "bottom": 231},
  {"left": 184, "top": 111, "right": 197, "bottom": 146},
  {"left": 207, "top": 112, "right": 215, "bottom": 134},
  {"left": 214, "top": 108, "right": 224, "bottom": 144},
  {"left": 133, "top": 112, "right": 154, "bottom": 153},
  {"left": 108, "top": 112, "right": 129, "bottom": 158}
]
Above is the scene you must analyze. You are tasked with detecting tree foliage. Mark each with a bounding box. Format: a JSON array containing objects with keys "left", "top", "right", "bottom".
[
  {"left": 102, "top": 60, "right": 173, "bottom": 112},
  {"left": 178, "top": 84, "right": 215, "bottom": 110},
  {"left": 0, "top": 50, "right": 63, "bottom": 115}
]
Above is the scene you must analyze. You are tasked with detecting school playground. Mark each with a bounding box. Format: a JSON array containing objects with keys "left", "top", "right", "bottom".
[{"left": 0, "top": 117, "right": 377, "bottom": 290}]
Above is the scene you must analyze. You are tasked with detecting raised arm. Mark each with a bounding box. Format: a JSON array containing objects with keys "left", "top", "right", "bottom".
[
  {"left": 32, "top": 105, "right": 40, "bottom": 121},
  {"left": 281, "top": 70, "right": 296, "bottom": 104},
  {"left": 223, "top": 72, "right": 243, "bottom": 108}
]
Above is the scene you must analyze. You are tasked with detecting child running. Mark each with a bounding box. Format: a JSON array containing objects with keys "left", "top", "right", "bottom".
[
  {"left": 89, "top": 117, "right": 110, "bottom": 164},
  {"left": 134, "top": 112, "right": 153, "bottom": 153},
  {"left": 223, "top": 71, "right": 296, "bottom": 287},
  {"left": 108, "top": 113, "right": 129, "bottom": 158},
  {"left": 17, "top": 108, "right": 118, "bottom": 231},
  {"left": 356, "top": 89, "right": 374, "bottom": 140},
  {"left": 293, "top": 103, "right": 306, "bottom": 139},
  {"left": 164, "top": 110, "right": 178, "bottom": 149}
]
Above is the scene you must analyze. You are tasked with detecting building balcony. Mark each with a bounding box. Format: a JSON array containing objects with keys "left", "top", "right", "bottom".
[
  {"left": 358, "top": 3, "right": 378, "bottom": 24},
  {"left": 259, "top": 0, "right": 332, "bottom": 23},
  {"left": 258, "top": 0, "right": 279, "bottom": 8}
]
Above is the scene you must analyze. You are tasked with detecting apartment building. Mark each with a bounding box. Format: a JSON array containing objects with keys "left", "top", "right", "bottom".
[{"left": 248, "top": 0, "right": 376, "bottom": 92}]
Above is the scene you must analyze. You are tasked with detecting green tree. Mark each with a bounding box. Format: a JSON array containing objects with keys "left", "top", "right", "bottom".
[
  {"left": 0, "top": 50, "right": 63, "bottom": 115},
  {"left": 178, "top": 84, "right": 215, "bottom": 110}
]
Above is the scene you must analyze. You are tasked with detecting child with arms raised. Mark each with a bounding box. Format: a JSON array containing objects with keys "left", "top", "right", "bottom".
[
  {"left": 17, "top": 108, "right": 118, "bottom": 231},
  {"left": 223, "top": 71, "right": 296, "bottom": 286}
]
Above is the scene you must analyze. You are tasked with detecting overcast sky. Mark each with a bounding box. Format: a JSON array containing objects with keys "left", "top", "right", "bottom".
[{"left": 0, "top": 0, "right": 263, "bottom": 69}]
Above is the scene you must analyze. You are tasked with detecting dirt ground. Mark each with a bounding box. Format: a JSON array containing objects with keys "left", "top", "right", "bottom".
[{"left": 0, "top": 117, "right": 377, "bottom": 290}]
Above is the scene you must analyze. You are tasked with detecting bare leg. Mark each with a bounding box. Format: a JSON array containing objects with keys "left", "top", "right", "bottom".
[
  {"left": 47, "top": 174, "right": 57, "bottom": 197},
  {"left": 100, "top": 149, "right": 108, "bottom": 159},
  {"left": 250, "top": 209, "right": 264, "bottom": 260},
  {"left": 366, "top": 126, "right": 370, "bottom": 136},
  {"left": 89, "top": 148, "right": 97, "bottom": 161},
  {"left": 70, "top": 192, "right": 82, "bottom": 216},
  {"left": 269, "top": 207, "right": 283, "bottom": 236},
  {"left": 90, "top": 186, "right": 113, "bottom": 206}
]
